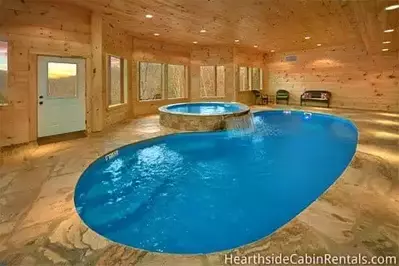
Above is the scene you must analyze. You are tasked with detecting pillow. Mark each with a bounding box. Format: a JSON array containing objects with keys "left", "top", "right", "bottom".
[
  {"left": 320, "top": 93, "right": 328, "bottom": 100},
  {"left": 302, "top": 92, "right": 310, "bottom": 99}
]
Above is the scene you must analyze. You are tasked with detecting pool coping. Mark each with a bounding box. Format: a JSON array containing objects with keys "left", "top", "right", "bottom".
[
  {"left": 73, "top": 108, "right": 360, "bottom": 257},
  {"left": 158, "top": 102, "right": 252, "bottom": 131},
  {"left": 158, "top": 101, "right": 250, "bottom": 117}
]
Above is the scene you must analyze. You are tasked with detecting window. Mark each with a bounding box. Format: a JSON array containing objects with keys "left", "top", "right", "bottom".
[
  {"left": 239, "top": 66, "right": 263, "bottom": 91},
  {"left": 0, "top": 41, "right": 7, "bottom": 104},
  {"left": 167, "top": 64, "right": 186, "bottom": 99},
  {"left": 47, "top": 62, "right": 77, "bottom": 98},
  {"left": 108, "top": 55, "right": 128, "bottom": 106},
  {"left": 239, "top": 67, "right": 248, "bottom": 91},
  {"left": 200, "top": 65, "right": 225, "bottom": 97},
  {"left": 139, "top": 62, "right": 186, "bottom": 101},
  {"left": 251, "top": 68, "right": 261, "bottom": 90},
  {"left": 216, "top": 66, "right": 225, "bottom": 97},
  {"left": 139, "top": 62, "right": 162, "bottom": 100}
]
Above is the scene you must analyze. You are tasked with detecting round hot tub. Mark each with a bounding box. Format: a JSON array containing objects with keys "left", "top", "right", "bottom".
[{"left": 158, "top": 102, "right": 250, "bottom": 131}]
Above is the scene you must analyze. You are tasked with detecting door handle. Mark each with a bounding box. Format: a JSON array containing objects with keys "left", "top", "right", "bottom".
[
  {"left": 39, "top": 101, "right": 43, "bottom": 105},
  {"left": 39, "top": 95, "right": 43, "bottom": 99}
]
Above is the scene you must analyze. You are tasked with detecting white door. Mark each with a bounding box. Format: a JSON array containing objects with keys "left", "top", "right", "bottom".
[{"left": 37, "top": 56, "right": 86, "bottom": 138}]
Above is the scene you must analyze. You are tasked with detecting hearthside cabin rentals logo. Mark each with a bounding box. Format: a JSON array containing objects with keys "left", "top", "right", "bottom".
[{"left": 224, "top": 253, "right": 398, "bottom": 265}]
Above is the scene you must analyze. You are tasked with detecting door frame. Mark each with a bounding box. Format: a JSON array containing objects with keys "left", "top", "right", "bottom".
[{"left": 28, "top": 53, "right": 92, "bottom": 142}]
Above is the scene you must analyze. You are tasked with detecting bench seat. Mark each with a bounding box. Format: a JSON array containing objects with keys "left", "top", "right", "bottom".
[{"left": 300, "top": 90, "right": 331, "bottom": 107}]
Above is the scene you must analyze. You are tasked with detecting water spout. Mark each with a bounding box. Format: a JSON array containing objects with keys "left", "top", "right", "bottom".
[{"left": 225, "top": 112, "right": 255, "bottom": 137}]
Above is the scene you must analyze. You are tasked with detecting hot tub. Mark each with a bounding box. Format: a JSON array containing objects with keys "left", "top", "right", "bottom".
[{"left": 158, "top": 102, "right": 250, "bottom": 131}]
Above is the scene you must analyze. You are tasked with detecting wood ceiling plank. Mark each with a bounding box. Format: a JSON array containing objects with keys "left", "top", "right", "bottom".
[
  {"left": 20, "top": 0, "right": 398, "bottom": 53},
  {"left": 346, "top": 0, "right": 399, "bottom": 55}
]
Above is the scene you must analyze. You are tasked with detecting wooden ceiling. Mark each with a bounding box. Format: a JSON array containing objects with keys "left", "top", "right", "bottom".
[{"left": 5, "top": 0, "right": 399, "bottom": 54}]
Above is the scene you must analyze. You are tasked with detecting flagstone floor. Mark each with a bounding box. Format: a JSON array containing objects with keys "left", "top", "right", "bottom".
[{"left": 0, "top": 105, "right": 398, "bottom": 265}]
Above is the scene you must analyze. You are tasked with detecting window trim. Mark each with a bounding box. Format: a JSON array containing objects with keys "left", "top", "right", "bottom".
[
  {"left": 0, "top": 38, "right": 9, "bottom": 106},
  {"left": 106, "top": 54, "right": 127, "bottom": 109}
]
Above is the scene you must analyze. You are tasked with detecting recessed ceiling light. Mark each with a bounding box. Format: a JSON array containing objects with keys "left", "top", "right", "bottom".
[
  {"left": 384, "top": 29, "right": 395, "bottom": 33},
  {"left": 383, "top": 41, "right": 391, "bottom": 44},
  {"left": 304, "top": 36, "right": 311, "bottom": 40},
  {"left": 385, "top": 4, "right": 399, "bottom": 10},
  {"left": 154, "top": 33, "right": 160, "bottom": 36},
  {"left": 382, "top": 48, "right": 389, "bottom": 52},
  {"left": 235, "top": 39, "right": 240, "bottom": 43},
  {"left": 200, "top": 29, "right": 207, "bottom": 33},
  {"left": 317, "top": 43, "right": 322, "bottom": 46},
  {"left": 270, "top": 50, "right": 275, "bottom": 52},
  {"left": 145, "top": 14, "right": 153, "bottom": 18},
  {"left": 254, "top": 45, "right": 258, "bottom": 48},
  {"left": 193, "top": 41, "right": 198, "bottom": 44}
]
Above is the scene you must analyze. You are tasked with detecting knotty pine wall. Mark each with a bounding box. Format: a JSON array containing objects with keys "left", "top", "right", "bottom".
[
  {"left": 0, "top": 0, "right": 266, "bottom": 148},
  {"left": 190, "top": 45, "right": 235, "bottom": 102},
  {"left": 235, "top": 47, "right": 268, "bottom": 105},
  {"left": 132, "top": 39, "right": 191, "bottom": 116},
  {"left": 103, "top": 21, "right": 133, "bottom": 127},
  {"left": 266, "top": 45, "right": 399, "bottom": 112},
  {"left": 2, "top": 1, "right": 396, "bottom": 148},
  {"left": 0, "top": 1, "right": 92, "bottom": 147}
]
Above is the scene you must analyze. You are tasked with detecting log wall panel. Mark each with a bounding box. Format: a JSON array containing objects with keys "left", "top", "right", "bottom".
[
  {"left": 234, "top": 47, "right": 267, "bottom": 105},
  {"left": 0, "top": 1, "right": 91, "bottom": 146},
  {"left": 90, "top": 12, "right": 104, "bottom": 132},
  {"left": 2, "top": 0, "right": 396, "bottom": 148},
  {"left": 190, "top": 46, "right": 235, "bottom": 101},
  {"left": 132, "top": 39, "right": 191, "bottom": 116},
  {"left": 266, "top": 46, "right": 399, "bottom": 112},
  {"left": 103, "top": 21, "right": 133, "bottom": 126}
]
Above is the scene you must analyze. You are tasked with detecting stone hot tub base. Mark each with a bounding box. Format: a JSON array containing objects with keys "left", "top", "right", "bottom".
[{"left": 158, "top": 102, "right": 251, "bottom": 131}]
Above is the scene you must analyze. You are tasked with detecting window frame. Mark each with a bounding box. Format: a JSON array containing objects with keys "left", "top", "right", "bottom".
[
  {"left": 199, "top": 65, "right": 225, "bottom": 98},
  {"left": 238, "top": 66, "right": 263, "bottom": 92},
  {"left": 0, "top": 38, "right": 9, "bottom": 105},
  {"left": 251, "top": 67, "right": 260, "bottom": 91},
  {"left": 166, "top": 64, "right": 188, "bottom": 100},
  {"left": 107, "top": 54, "right": 127, "bottom": 108},
  {"left": 239, "top": 66, "right": 249, "bottom": 91},
  {"left": 46, "top": 62, "right": 79, "bottom": 99},
  {"left": 138, "top": 61, "right": 188, "bottom": 102}
]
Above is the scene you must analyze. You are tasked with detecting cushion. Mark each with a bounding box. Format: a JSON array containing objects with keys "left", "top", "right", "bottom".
[{"left": 320, "top": 93, "right": 328, "bottom": 100}]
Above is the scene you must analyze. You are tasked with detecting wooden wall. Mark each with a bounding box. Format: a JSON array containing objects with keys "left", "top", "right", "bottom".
[
  {"left": 235, "top": 47, "right": 267, "bottom": 105},
  {"left": 190, "top": 45, "right": 235, "bottom": 102},
  {"left": 131, "top": 39, "right": 191, "bottom": 116},
  {"left": 3, "top": 1, "right": 396, "bottom": 148},
  {"left": 103, "top": 21, "right": 133, "bottom": 127},
  {"left": 0, "top": 0, "right": 267, "bottom": 148},
  {"left": 0, "top": 1, "right": 91, "bottom": 147},
  {"left": 266, "top": 45, "right": 399, "bottom": 112}
]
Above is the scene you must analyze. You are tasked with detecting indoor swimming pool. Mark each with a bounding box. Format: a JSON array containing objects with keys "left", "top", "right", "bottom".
[{"left": 74, "top": 110, "right": 358, "bottom": 254}]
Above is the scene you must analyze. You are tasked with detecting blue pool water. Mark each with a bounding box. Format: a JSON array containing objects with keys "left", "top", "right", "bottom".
[
  {"left": 165, "top": 102, "right": 243, "bottom": 114},
  {"left": 74, "top": 110, "right": 358, "bottom": 254}
]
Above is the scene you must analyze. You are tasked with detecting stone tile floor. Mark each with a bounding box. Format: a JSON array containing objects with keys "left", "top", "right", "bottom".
[{"left": 0, "top": 105, "right": 398, "bottom": 265}]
